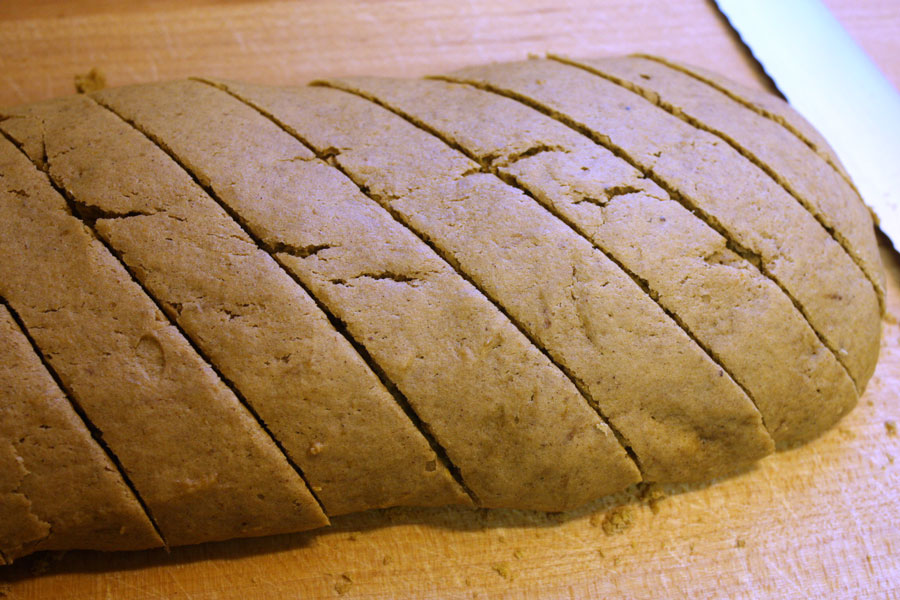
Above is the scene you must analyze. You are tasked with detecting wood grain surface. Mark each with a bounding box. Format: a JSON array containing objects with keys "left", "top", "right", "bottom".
[{"left": 1, "top": 1, "right": 899, "bottom": 598}]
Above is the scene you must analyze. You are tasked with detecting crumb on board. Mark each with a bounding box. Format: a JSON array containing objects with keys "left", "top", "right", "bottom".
[
  {"left": 599, "top": 506, "right": 635, "bottom": 535},
  {"left": 334, "top": 573, "right": 353, "bottom": 595},
  {"left": 492, "top": 562, "right": 514, "bottom": 581},
  {"left": 886, "top": 421, "right": 897, "bottom": 437},
  {"left": 74, "top": 68, "right": 106, "bottom": 94},
  {"left": 838, "top": 427, "right": 857, "bottom": 440},
  {"left": 736, "top": 538, "right": 746, "bottom": 548},
  {"left": 513, "top": 548, "right": 524, "bottom": 560},
  {"left": 639, "top": 482, "right": 666, "bottom": 513},
  {"left": 884, "top": 312, "right": 898, "bottom": 325}
]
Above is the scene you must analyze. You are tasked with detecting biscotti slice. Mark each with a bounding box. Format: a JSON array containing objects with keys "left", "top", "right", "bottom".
[
  {"left": 1, "top": 95, "right": 469, "bottom": 516},
  {"left": 0, "top": 304, "right": 162, "bottom": 561},
  {"left": 223, "top": 78, "right": 772, "bottom": 482},
  {"left": 445, "top": 59, "right": 881, "bottom": 389},
  {"left": 633, "top": 54, "right": 854, "bottom": 186},
  {"left": 93, "top": 80, "right": 640, "bottom": 510},
  {"left": 562, "top": 55, "right": 884, "bottom": 302},
  {"left": 0, "top": 135, "right": 328, "bottom": 545},
  {"left": 313, "top": 75, "right": 857, "bottom": 446}
]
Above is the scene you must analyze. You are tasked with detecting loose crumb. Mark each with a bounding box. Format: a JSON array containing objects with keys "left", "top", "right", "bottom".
[
  {"left": 382, "top": 555, "right": 392, "bottom": 565},
  {"left": 639, "top": 482, "right": 666, "bottom": 514},
  {"left": 736, "top": 538, "right": 746, "bottom": 548},
  {"left": 884, "top": 312, "right": 897, "bottom": 325},
  {"left": 600, "top": 506, "right": 635, "bottom": 535},
  {"left": 334, "top": 573, "right": 353, "bottom": 595},
  {"left": 513, "top": 548, "right": 524, "bottom": 560},
  {"left": 885, "top": 421, "right": 897, "bottom": 437},
  {"left": 492, "top": 562, "right": 514, "bottom": 581},
  {"left": 74, "top": 68, "right": 106, "bottom": 94}
]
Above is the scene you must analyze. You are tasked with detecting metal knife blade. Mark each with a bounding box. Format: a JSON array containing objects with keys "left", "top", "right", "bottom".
[{"left": 716, "top": 0, "right": 900, "bottom": 248}]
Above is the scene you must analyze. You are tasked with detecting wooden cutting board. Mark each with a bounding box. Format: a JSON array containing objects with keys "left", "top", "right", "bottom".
[{"left": 1, "top": 1, "right": 899, "bottom": 597}]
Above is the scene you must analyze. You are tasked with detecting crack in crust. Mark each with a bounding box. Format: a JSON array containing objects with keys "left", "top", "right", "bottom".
[
  {"left": 271, "top": 242, "right": 334, "bottom": 258},
  {"left": 330, "top": 272, "right": 423, "bottom": 286}
]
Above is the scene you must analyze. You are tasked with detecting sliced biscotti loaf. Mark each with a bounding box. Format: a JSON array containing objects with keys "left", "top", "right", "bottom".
[
  {"left": 0, "top": 304, "right": 162, "bottom": 562},
  {"left": 0, "top": 55, "right": 883, "bottom": 562},
  {"left": 306, "top": 75, "right": 857, "bottom": 447},
  {"left": 1, "top": 94, "right": 469, "bottom": 516}
]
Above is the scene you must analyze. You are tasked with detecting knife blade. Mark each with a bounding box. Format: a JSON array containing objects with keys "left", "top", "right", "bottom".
[{"left": 715, "top": 0, "right": 900, "bottom": 248}]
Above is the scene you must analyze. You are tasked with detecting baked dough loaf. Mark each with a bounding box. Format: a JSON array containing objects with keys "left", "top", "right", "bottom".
[{"left": 0, "top": 55, "right": 882, "bottom": 563}]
